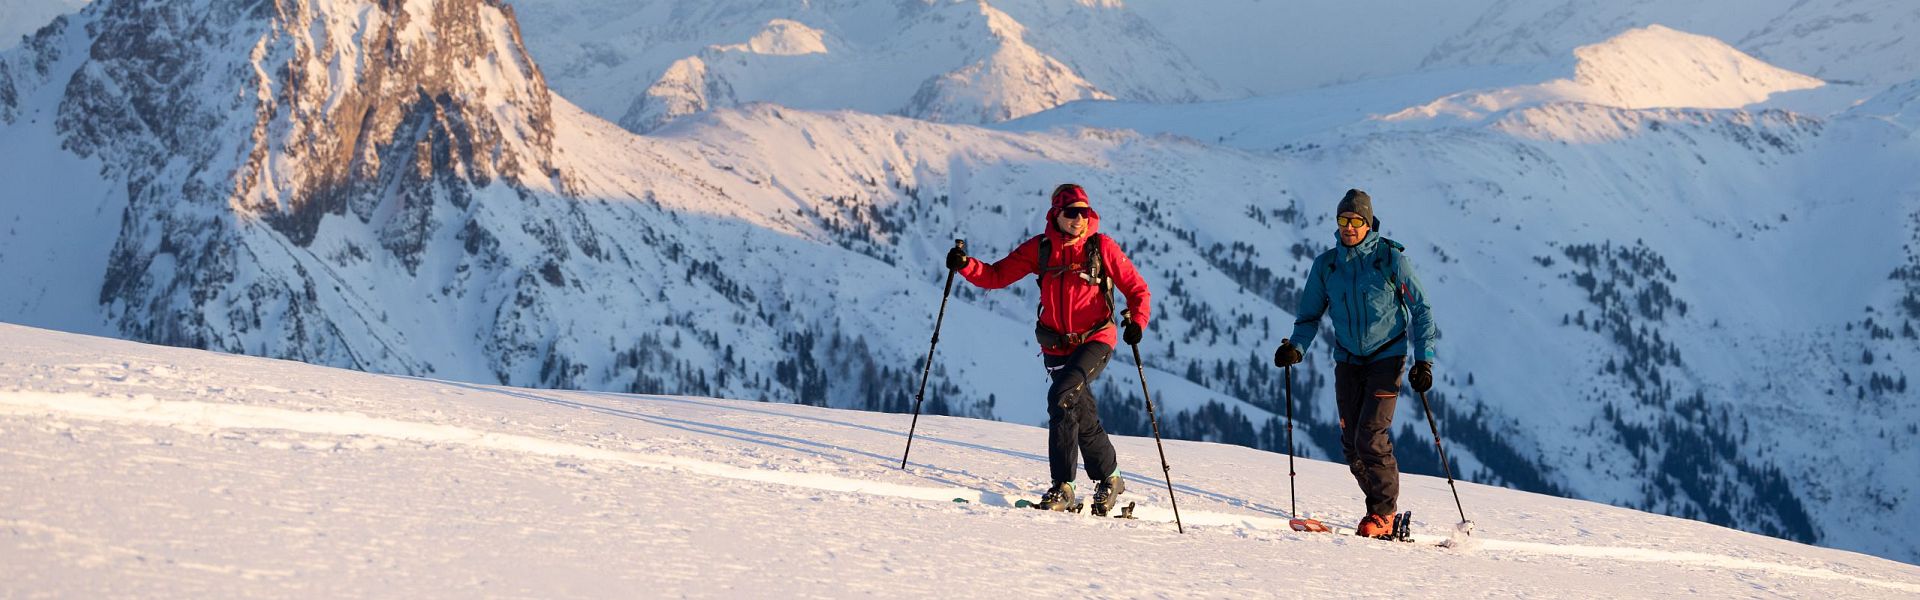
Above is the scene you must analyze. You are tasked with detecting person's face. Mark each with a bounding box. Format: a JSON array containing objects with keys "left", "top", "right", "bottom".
[
  {"left": 1056, "top": 204, "right": 1091, "bottom": 237},
  {"left": 1336, "top": 211, "right": 1369, "bottom": 246}
]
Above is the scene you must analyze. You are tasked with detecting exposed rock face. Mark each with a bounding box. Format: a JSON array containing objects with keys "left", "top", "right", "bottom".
[{"left": 43, "top": 0, "right": 565, "bottom": 365}]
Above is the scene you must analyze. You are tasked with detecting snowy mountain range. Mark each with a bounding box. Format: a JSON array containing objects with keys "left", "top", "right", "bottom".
[
  {"left": 1, "top": 0, "right": 1917, "bottom": 567},
  {"left": 506, "top": 0, "right": 1221, "bottom": 131},
  {"left": 4, "top": 322, "right": 1919, "bottom": 596}
]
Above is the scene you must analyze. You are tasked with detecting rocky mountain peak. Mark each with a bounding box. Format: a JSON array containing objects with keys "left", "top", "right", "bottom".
[{"left": 20, "top": 0, "right": 568, "bottom": 356}]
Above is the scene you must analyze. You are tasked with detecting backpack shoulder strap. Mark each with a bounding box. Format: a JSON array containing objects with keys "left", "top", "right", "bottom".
[
  {"left": 1087, "top": 233, "right": 1107, "bottom": 285},
  {"left": 1378, "top": 238, "right": 1409, "bottom": 310},
  {"left": 1033, "top": 234, "right": 1051, "bottom": 318},
  {"left": 1091, "top": 234, "right": 1117, "bottom": 322}
]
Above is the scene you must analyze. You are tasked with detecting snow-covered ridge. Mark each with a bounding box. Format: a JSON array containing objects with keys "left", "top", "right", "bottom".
[
  {"left": 3, "top": 323, "right": 1918, "bottom": 595},
  {"left": 896, "top": 1, "right": 1111, "bottom": 124},
  {"left": 1417, "top": 0, "right": 1920, "bottom": 89},
  {"left": 625, "top": 2, "right": 1118, "bottom": 130},
  {"left": 514, "top": 0, "right": 1222, "bottom": 131},
  {"left": 1386, "top": 25, "right": 1823, "bottom": 125},
  {"left": 509, "top": 0, "right": 1917, "bottom": 131},
  {"left": 617, "top": 18, "right": 837, "bottom": 133},
  {"left": 715, "top": 19, "right": 829, "bottom": 56}
]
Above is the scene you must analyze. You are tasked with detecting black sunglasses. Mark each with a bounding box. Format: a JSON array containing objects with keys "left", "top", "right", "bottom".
[{"left": 1059, "top": 207, "right": 1092, "bottom": 219}]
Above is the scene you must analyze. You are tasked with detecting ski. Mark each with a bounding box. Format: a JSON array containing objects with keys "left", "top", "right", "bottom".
[
  {"left": 1289, "top": 516, "right": 1331, "bottom": 533},
  {"left": 1007, "top": 497, "right": 1134, "bottom": 519},
  {"left": 1013, "top": 498, "right": 1086, "bottom": 513},
  {"left": 1325, "top": 512, "right": 1457, "bottom": 547}
]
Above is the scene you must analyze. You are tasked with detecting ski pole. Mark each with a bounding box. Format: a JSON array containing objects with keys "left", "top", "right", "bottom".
[
  {"left": 900, "top": 239, "right": 965, "bottom": 470},
  {"left": 1413, "top": 387, "right": 1470, "bottom": 527},
  {"left": 1282, "top": 351, "right": 1329, "bottom": 532},
  {"left": 1286, "top": 360, "right": 1298, "bottom": 518},
  {"left": 1129, "top": 340, "right": 1184, "bottom": 533}
]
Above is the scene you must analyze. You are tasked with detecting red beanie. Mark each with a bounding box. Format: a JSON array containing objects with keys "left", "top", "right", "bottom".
[{"left": 1051, "top": 183, "right": 1089, "bottom": 208}]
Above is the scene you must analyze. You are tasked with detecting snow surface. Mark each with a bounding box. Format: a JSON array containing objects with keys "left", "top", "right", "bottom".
[
  {"left": 3, "top": 0, "right": 1919, "bottom": 571},
  {"left": 2, "top": 322, "right": 1918, "bottom": 597}
]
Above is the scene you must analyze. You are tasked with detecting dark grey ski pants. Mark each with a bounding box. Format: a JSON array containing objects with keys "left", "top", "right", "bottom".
[
  {"left": 1044, "top": 342, "right": 1117, "bottom": 485},
  {"left": 1336, "top": 355, "right": 1406, "bottom": 516}
]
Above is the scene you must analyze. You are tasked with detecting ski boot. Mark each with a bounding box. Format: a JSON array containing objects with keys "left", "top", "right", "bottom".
[
  {"left": 1356, "top": 512, "right": 1413, "bottom": 541},
  {"left": 1089, "top": 475, "right": 1126, "bottom": 517},
  {"left": 1032, "top": 481, "right": 1080, "bottom": 512},
  {"left": 1356, "top": 512, "right": 1397, "bottom": 539}
]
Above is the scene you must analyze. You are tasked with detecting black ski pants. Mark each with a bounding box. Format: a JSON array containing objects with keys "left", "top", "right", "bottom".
[
  {"left": 1336, "top": 355, "right": 1406, "bottom": 516},
  {"left": 1044, "top": 342, "right": 1118, "bottom": 486}
]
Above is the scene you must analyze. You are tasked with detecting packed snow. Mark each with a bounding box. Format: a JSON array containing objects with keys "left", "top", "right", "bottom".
[{"left": 2, "top": 323, "right": 1917, "bottom": 596}]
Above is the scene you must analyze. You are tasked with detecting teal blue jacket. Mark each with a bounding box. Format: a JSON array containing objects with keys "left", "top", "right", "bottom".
[{"left": 1289, "top": 231, "right": 1440, "bottom": 364}]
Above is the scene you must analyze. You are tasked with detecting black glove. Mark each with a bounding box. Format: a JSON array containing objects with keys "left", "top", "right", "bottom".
[
  {"left": 1274, "top": 339, "right": 1302, "bottom": 368},
  {"left": 1410, "top": 361, "right": 1433, "bottom": 393},
  {"left": 945, "top": 246, "right": 969, "bottom": 271},
  {"left": 1122, "top": 320, "right": 1144, "bottom": 345}
]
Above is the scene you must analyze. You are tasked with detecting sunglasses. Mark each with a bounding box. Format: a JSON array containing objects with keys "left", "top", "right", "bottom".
[
  {"left": 1336, "top": 215, "right": 1369, "bottom": 228},
  {"left": 1059, "top": 207, "right": 1092, "bottom": 219}
]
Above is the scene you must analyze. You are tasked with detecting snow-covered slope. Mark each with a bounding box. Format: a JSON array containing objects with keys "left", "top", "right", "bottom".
[
  {"left": 4, "top": 0, "right": 1919, "bottom": 568},
  {"left": 1386, "top": 25, "right": 1823, "bottom": 124},
  {"left": 892, "top": 2, "right": 1112, "bottom": 125},
  {"left": 1419, "top": 0, "right": 1920, "bottom": 89},
  {"left": 3, "top": 323, "right": 1918, "bottom": 596}
]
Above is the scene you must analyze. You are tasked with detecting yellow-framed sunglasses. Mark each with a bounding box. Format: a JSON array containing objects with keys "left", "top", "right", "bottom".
[{"left": 1336, "top": 215, "right": 1370, "bottom": 228}]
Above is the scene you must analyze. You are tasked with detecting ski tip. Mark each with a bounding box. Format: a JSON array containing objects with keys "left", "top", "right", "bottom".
[{"left": 1014, "top": 499, "right": 1031, "bottom": 508}]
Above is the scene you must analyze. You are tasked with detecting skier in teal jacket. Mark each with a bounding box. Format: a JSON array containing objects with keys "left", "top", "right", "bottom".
[{"left": 1274, "top": 188, "right": 1440, "bottom": 538}]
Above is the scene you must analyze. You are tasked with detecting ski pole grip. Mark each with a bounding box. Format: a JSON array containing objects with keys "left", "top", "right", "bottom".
[{"left": 955, "top": 239, "right": 966, "bottom": 251}]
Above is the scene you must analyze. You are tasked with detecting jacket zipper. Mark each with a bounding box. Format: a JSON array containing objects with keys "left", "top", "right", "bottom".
[{"left": 1345, "top": 246, "right": 1363, "bottom": 360}]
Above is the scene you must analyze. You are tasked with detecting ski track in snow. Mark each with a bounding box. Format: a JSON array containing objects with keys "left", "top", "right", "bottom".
[{"left": 4, "top": 389, "right": 1917, "bottom": 594}]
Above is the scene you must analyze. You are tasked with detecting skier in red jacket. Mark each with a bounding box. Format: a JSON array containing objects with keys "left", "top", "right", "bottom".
[{"left": 946, "top": 183, "right": 1152, "bottom": 514}]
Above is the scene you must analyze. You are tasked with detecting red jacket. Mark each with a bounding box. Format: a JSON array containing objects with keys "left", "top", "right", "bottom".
[{"left": 960, "top": 209, "right": 1152, "bottom": 355}]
